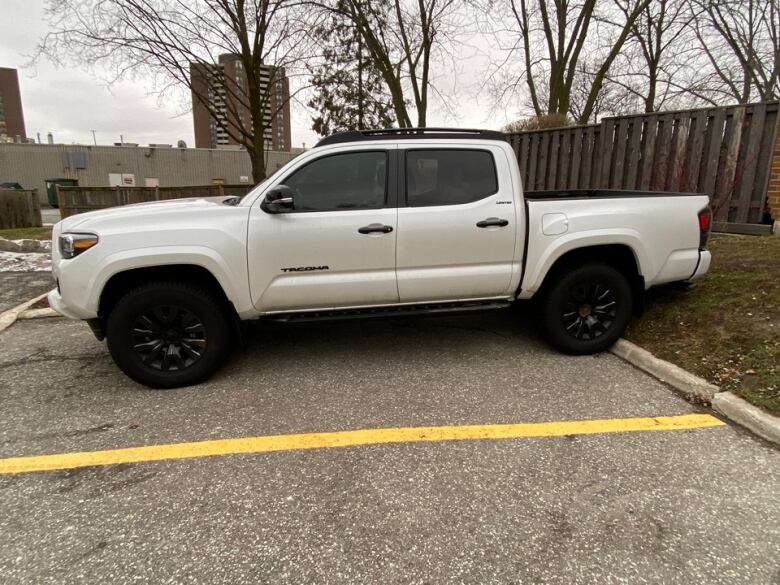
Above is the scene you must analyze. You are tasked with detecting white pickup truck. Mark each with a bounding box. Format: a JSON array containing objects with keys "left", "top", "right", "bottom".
[{"left": 49, "top": 128, "right": 712, "bottom": 388}]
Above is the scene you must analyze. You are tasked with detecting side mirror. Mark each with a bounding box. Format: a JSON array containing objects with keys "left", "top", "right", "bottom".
[{"left": 261, "top": 185, "right": 295, "bottom": 213}]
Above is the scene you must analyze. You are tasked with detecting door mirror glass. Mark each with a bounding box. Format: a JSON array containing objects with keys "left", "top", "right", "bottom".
[{"left": 261, "top": 185, "right": 295, "bottom": 213}]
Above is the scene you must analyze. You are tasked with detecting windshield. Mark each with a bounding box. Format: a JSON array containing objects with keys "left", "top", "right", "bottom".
[
  {"left": 238, "top": 177, "right": 272, "bottom": 203},
  {"left": 238, "top": 151, "right": 308, "bottom": 204}
]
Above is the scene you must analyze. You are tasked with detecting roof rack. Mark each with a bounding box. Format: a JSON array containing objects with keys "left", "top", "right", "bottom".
[{"left": 315, "top": 127, "right": 506, "bottom": 147}]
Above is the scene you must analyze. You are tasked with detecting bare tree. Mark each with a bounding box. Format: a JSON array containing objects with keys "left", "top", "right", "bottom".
[
  {"left": 487, "top": 0, "right": 653, "bottom": 124},
  {"left": 611, "top": 0, "right": 710, "bottom": 112},
  {"left": 311, "top": 0, "right": 461, "bottom": 127},
  {"left": 35, "top": 0, "right": 316, "bottom": 182},
  {"left": 690, "top": 0, "right": 780, "bottom": 103}
]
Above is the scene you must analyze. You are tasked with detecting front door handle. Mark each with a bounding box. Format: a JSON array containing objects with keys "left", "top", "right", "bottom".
[
  {"left": 358, "top": 223, "right": 394, "bottom": 234},
  {"left": 476, "top": 218, "right": 509, "bottom": 228}
]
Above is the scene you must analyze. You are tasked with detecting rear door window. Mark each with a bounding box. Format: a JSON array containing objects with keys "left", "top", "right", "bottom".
[{"left": 406, "top": 150, "right": 497, "bottom": 207}]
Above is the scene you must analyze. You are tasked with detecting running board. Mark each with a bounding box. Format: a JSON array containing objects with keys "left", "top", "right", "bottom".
[{"left": 266, "top": 300, "right": 513, "bottom": 323}]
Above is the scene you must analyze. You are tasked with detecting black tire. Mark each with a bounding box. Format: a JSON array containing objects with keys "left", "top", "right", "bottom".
[
  {"left": 538, "top": 263, "right": 632, "bottom": 355},
  {"left": 106, "top": 281, "right": 233, "bottom": 388}
]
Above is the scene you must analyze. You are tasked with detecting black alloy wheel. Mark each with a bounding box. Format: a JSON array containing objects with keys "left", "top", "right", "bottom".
[
  {"left": 538, "top": 262, "right": 632, "bottom": 355},
  {"left": 106, "top": 281, "right": 232, "bottom": 388},
  {"left": 561, "top": 281, "right": 617, "bottom": 341},
  {"left": 131, "top": 306, "right": 207, "bottom": 371}
]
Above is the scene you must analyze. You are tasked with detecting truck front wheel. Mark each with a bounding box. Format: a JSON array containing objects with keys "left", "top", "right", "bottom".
[
  {"left": 538, "top": 263, "right": 633, "bottom": 355},
  {"left": 106, "top": 281, "right": 232, "bottom": 388}
]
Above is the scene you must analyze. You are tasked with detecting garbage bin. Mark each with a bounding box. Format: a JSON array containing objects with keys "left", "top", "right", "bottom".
[{"left": 45, "top": 178, "right": 78, "bottom": 208}]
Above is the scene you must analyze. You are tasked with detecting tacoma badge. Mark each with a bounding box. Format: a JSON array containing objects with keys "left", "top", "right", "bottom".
[{"left": 281, "top": 266, "right": 330, "bottom": 272}]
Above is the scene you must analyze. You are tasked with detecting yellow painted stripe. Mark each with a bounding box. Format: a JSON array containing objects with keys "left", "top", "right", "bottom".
[{"left": 0, "top": 414, "right": 724, "bottom": 475}]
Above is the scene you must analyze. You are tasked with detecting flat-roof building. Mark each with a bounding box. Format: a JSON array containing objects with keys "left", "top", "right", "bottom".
[{"left": 191, "top": 54, "right": 291, "bottom": 151}]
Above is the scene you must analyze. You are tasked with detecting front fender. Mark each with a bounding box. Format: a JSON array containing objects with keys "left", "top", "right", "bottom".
[{"left": 74, "top": 246, "right": 253, "bottom": 318}]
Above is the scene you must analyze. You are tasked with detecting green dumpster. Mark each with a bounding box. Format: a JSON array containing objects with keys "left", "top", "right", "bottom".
[{"left": 45, "top": 178, "right": 78, "bottom": 208}]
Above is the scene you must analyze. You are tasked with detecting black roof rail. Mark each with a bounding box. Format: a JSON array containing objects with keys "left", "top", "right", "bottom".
[{"left": 315, "top": 127, "right": 506, "bottom": 147}]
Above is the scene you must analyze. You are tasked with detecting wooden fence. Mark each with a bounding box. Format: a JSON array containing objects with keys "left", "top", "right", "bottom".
[
  {"left": 57, "top": 184, "right": 254, "bottom": 219},
  {"left": 506, "top": 102, "right": 780, "bottom": 225},
  {"left": 0, "top": 189, "right": 42, "bottom": 230}
]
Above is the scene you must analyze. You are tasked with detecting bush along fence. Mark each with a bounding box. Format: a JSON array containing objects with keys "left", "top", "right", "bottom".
[
  {"left": 56, "top": 184, "right": 254, "bottom": 219},
  {"left": 506, "top": 101, "right": 780, "bottom": 233},
  {"left": 0, "top": 189, "right": 42, "bottom": 230}
]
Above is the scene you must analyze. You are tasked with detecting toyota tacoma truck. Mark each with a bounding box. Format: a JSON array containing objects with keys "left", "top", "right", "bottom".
[{"left": 48, "top": 128, "right": 712, "bottom": 388}]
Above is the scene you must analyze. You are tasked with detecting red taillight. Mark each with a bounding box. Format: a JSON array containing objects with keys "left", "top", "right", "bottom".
[{"left": 698, "top": 207, "right": 712, "bottom": 248}]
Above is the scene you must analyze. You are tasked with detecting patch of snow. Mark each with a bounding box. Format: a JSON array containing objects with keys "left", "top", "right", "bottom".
[
  {"left": 0, "top": 238, "right": 52, "bottom": 253},
  {"left": 0, "top": 239, "right": 52, "bottom": 272}
]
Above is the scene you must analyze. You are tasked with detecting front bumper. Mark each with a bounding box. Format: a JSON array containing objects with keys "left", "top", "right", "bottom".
[
  {"left": 689, "top": 250, "right": 712, "bottom": 281},
  {"left": 47, "top": 288, "right": 87, "bottom": 320}
]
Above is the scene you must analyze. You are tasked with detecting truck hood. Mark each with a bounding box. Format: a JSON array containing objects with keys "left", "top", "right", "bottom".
[{"left": 59, "top": 197, "right": 229, "bottom": 232}]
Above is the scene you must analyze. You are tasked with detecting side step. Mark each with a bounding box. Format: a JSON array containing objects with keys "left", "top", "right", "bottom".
[{"left": 266, "top": 300, "right": 513, "bottom": 324}]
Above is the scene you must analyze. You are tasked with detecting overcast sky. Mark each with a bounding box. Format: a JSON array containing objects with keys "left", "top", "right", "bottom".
[{"left": 0, "top": 0, "right": 515, "bottom": 149}]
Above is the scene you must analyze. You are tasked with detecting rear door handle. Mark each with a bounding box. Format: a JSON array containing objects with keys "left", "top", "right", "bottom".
[
  {"left": 358, "top": 223, "right": 394, "bottom": 234},
  {"left": 476, "top": 218, "right": 509, "bottom": 228}
]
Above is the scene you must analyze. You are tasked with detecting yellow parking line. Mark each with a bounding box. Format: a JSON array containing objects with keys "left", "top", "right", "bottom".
[{"left": 0, "top": 413, "right": 724, "bottom": 475}]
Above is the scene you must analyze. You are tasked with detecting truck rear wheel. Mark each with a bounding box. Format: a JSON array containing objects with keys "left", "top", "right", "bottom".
[
  {"left": 538, "top": 263, "right": 632, "bottom": 355},
  {"left": 106, "top": 281, "right": 232, "bottom": 388}
]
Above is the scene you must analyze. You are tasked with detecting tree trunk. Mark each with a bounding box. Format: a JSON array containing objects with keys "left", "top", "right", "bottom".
[{"left": 248, "top": 145, "right": 266, "bottom": 184}]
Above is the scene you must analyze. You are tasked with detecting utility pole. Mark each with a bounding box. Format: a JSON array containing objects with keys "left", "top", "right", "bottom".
[{"left": 91, "top": 130, "right": 97, "bottom": 145}]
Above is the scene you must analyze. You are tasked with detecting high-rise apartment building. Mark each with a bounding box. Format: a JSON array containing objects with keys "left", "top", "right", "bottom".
[
  {"left": 191, "top": 54, "right": 291, "bottom": 151},
  {"left": 0, "top": 67, "right": 26, "bottom": 141}
]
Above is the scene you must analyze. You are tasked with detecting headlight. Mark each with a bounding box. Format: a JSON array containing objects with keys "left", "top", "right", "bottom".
[{"left": 59, "top": 233, "right": 99, "bottom": 259}]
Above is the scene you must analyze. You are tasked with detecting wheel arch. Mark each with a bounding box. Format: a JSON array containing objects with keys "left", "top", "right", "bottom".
[
  {"left": 94, "top": 264, "right": 239, "bottom": 340},
  {"left": 532, "top": 244, "right": 645, "bottom": 314}
]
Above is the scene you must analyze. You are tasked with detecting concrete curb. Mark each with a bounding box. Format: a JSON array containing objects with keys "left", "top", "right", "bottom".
[
  {"left": 612, "top": 338, "right": 780, "bottom": 446},
  {"left": 712, "top": 392, "right": 780, "bottom": 445},
  {"left": 0, "top": 292, "right": 50, "bottom": 334},
  {"left": 18, "top": 307, "right": 58, "bottom": 320},
  {"left": 610, "top": 338, "right": 719, "bottom": 404}
]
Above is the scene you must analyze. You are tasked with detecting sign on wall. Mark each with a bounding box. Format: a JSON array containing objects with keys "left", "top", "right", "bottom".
[{"left": 108, "top": 173, "right": 136, "bottom": 187}]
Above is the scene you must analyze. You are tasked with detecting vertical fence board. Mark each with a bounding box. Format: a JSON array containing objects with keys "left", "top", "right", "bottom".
[
  {"left": 558, "top": 129, "right": 571, "bottom": 189},
  {"left": 714, "top": 106, "right": 746, "bottom": 221},
  {"left": 624, "top": 118, "right": 643, "bottom": 189},
  {"left": 537, "top": 133, "right": 550, "bottom": 190},
  {"left": 733, "top": 104, "right": 765, "bottom": 223},
  {"left": 652, "top": 114, "right": 674, "bottom": 191},
  {"left": 598, "top": 119, "right": 616, "bottom": 188},
  {"left": 581, "top": 126, "right": 595, "bottom": 186},
  {"left": 569, "top": 128, "right": 583, "bottom": 188},
  {"left": 700, "top": 108, "right": 726, "bottom": 200},
  {"left": 612, "top": 119, "right": 630, "bottom": 188},
  {"left": 685, "top": 110, "right": 708, "bottom": 192},
  {"left": 668, "top": 114, "right": 690, "bottom": 192},
  {"left": 547, "top": 132, "right": 560, "bottom": 189},
  {"left": 527, "top": 134, "right": 539, "bottom": 191},
  {"left": 639, "top": 115, "right": 658, "bottom": 190}
]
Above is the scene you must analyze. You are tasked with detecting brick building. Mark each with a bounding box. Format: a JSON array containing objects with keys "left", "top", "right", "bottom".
[
  {"left": 769, "top": 125, "right": 780, "bottom": 234},
  {"left": 0, "top": 67, "right": 26, "bottom": 141},
  {"left": 190, "top": 54, "right": 291, "bottom": 152}
]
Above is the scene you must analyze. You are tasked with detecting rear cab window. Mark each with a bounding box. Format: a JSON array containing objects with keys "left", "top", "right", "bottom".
[{"left": 405, "top": 149, "right": 498, "bottom": 207}]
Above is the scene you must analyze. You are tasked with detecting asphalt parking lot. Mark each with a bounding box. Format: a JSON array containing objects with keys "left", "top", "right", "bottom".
[
  {"left": 0, "top": 310, "right": 778, "bottom": 584},
  {"left": 0, "top": 273, "right": 51, "bottom": 313}
]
